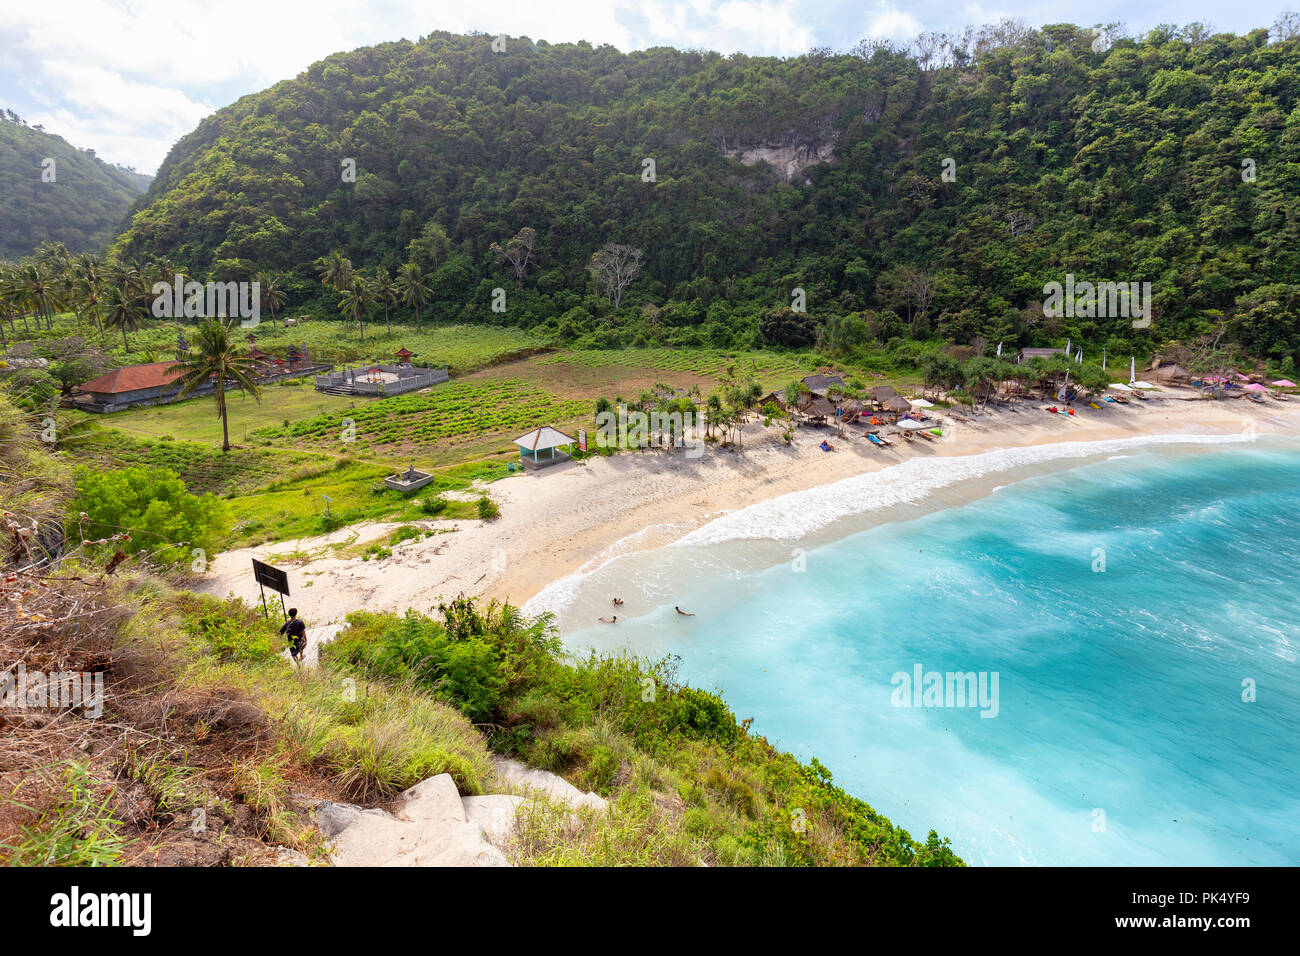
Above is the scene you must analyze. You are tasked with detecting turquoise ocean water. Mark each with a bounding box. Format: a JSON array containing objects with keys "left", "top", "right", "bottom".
[{"left": 538, "top": 438, "right": 1300, "bottom": 865}]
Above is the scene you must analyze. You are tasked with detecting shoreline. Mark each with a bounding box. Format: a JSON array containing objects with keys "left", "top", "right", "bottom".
[{"left": 202, "top": 390, "right": 1300, "bottom": 628}]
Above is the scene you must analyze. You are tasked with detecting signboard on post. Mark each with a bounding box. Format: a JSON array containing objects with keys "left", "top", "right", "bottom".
[
  {"left": 579, "top": 428, "right": 587, "bottom": 453},
  {"left": 251, "top": 559, "right": 289, "bottom": 620}
]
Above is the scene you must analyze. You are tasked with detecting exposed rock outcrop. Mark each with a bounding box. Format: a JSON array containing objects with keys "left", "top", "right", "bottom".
[
  {"left": 719, "top": 128, "right": 838, "bottom": 183},
  {"left": 315, "top": 757, "right": 607, "bottom": 867}
]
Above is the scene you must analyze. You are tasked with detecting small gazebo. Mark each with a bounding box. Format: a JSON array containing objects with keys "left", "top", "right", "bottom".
[
  {"left": 395, "top": 346, "right": 414, "bottom": 365},
  {"left": 514, "top": 425, "right": 576, "bottom": 469}
]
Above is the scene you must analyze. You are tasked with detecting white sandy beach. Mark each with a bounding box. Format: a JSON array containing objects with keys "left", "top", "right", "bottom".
[{"left": 201, "top": 389, "right": 1300, "bottom": 627}]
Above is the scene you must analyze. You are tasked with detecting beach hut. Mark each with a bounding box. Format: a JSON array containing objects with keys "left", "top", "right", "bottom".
[
  {"left": 514, "top": 425, "right": 576, "bottom": 470},
  {"left": 881, "top": 394, "right": 912, "bottom": 417},
  {"left": 802, "top": 374, "right": 846, "bottom": 397},
  {"left": 869, "top": 385, "right": 898, "bottom": 405},
  {"left": 798, "top": 394, "right": 838, "bottom": 423}
]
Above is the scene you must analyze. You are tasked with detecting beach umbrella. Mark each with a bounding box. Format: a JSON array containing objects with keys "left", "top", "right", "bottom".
[
  {"left": 1102, "top": 349, "right": 1107, "bottom": 371},
  {"left": 1273, "top": 379, "right": 1297, "bottom": 388},
  {"left": 909, "top": 398, "right": 936, "bottom": 408},
  {"left": 1130, "top": 357, "right": 1135, "bottom": 384},
  {"left": 1109, "top": 383, "right": 1133, "bottom": 392},
  {"left": 894, "top": 419, "right": 926, "bottom": 430},
  {"left": 996, "top": 341, "right": 1003, "bottom": 357},
  {"left": 1243, "top": 383, "right": 1268, "bottom": 392}
]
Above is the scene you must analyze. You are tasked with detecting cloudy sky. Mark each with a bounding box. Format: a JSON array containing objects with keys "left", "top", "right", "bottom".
[{"left": 0, "top": 0, "right": 1285, "bottom": 174}]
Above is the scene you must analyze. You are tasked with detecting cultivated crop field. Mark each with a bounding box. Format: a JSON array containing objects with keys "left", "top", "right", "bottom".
[{"left": 250, "top": 379, "right": 590, "bottom": 458}]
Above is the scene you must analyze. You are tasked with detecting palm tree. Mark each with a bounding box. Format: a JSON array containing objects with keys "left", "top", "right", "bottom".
[
  {"left": 19, "top": 263, "right": 60, "bottom": 331},
  {"left": 101, "top": 284, "right": 146, "bottom": 352},
  {"left": 174, "top": 318, "right": 262, "bottom": 453},
  {"left": 257, "top": 271, "right": 288, "bottom": 327},
  {"left": 338, "top": 274, "right": 372, "bottom": 341},
  {"left": 705, "top": 392, "right": 723, "bottom": 439},
  {"left": 71, "top": 253, "right": 105, "bottom": 336},
  {"left": 370, "top": 269, "right": 398, "bottom": 334},
  {"left": 396, "top": 263, "right": 430, "bottom": 327},
  {"left": 317, "top": 251, "right": 353, "bottom": 293},
  {"left": 0, "top": 265, "right": 21, "bottom": 340}
]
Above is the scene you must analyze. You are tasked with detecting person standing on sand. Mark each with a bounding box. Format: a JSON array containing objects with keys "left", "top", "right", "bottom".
[{"left": 280, "top": 608, "right": 307, "bottom": 664}]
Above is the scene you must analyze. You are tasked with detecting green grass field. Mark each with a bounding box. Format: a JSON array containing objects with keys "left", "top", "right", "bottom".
[
  {"left": 226, "top": 458, "right": 510, "bottom": 546},
  {"left": 29, "top": 314, "right": 549, "bottom": 373},
  {"left": 59, "top": 426, "right": 329, "bottom": 496},
  {"left": 534, "top": 348, "right": 817, "bottom": 385},
  {"left": 66, "top": 379, "right": 362, "bottom": 447}
]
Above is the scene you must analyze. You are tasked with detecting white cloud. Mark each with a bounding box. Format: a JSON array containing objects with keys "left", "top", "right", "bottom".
[{"left": 864, "top": 2, "right": 923, "bottom": 43}]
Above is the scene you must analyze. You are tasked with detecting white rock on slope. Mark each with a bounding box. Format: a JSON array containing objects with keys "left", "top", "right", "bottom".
[{"left": 318, "top": 762, "right": 606, "bottom": 867}]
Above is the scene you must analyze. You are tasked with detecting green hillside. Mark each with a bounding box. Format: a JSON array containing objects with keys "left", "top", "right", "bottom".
[
  {"left": 110, "top": 24, "right": 1300, "bottom": 368},
  {"left": 0, "top": 110, "right": 151, "bottom": 258}
]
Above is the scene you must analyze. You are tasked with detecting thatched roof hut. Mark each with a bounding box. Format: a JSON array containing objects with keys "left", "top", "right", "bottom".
[
  {"left": 802, "top": 374, "right": 846, "bottom": 397},
  {"left": 869, "top": 385, "right": 898, "bottom": 405},
  {"left": 798, "top": 394, "right": 837, "bottom": 419}
]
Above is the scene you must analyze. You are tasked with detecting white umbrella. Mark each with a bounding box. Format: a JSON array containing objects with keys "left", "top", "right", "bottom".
[
  {"left": 1109, "top": 383, "right": 1134, "bottom": 392},
  {"left": 909, "top": 398, "right": 936, "bottom": 408},
  {"left": 1130, "top": 356, "right": 1136, "bottom": 384},
  {"left": 996, "top": 341, "right": 1003, "bottom": 357},
  {"left": 894, "top": 419, "right": 926, "bottom": 430}
]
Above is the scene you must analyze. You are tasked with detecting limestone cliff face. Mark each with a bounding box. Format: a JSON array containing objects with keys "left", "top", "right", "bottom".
[{"left": 720, "top": 134, "right": 837, "bottom": 184}]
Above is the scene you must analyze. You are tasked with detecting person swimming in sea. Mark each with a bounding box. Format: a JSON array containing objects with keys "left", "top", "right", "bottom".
[
  {"left": 612, "top": 597, "right": 624, "bottom": 606},
  {"left": 675, "top": 606, "right": 695, "bottom": 616},
  {"left": 599, "top": 616, "right": 618, "bottom": 624}
]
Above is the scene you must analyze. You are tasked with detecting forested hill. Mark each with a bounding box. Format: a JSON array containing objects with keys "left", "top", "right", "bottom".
[
  {"left": 113, "top": 24, "right": 1300, "bottom": 367},
  {"left": 0, "top": 112, "right": 152, "bottom": 259}
]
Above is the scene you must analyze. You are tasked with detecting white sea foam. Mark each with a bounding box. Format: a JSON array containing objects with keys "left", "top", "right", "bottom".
[
  {"left": 672, "top": 434, "right": 1249, "bottom": 547},
  {"left": 524, "top": 433, "right": 1252, "bottom": 619}
]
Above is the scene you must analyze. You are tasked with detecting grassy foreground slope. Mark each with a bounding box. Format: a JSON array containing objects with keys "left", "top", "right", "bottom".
[{"left": 1, "top": 392, "right": 961, "bottom": 866}]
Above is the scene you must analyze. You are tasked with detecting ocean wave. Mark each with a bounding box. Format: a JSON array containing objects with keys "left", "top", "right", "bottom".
[
  {"left": 524, "top": 433, "right": 1257, "bottom": 619},
  {"left": 672, "top": 434, "right": 1253, "bottom": 548}
]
